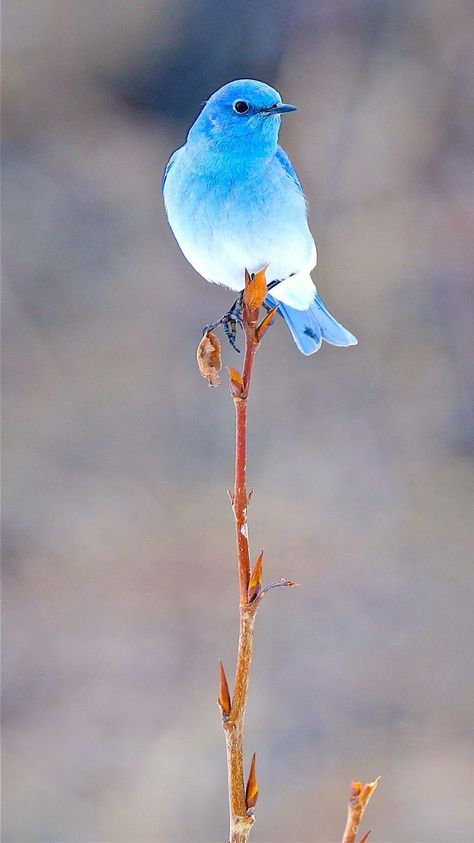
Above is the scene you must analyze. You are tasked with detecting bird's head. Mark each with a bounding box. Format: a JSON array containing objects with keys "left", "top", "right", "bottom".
[{"left": 187, "top": 79, "right": 297, "bottom": 160}]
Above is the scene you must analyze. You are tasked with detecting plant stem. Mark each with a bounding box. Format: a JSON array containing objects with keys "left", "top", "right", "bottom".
[
  {"left": 214, "top": 277, "right": 379, "bottom": 842},
  {"left": 224, "top": 607, "right": 256, "bottom": 843},
  {"left": 233, "top": 321, "right": 258, "bottom": 606},
  {"left": 220, "top": 310, "right": 259, "bottom": 843},
  {"left": 221, "top": 286, "right": 294, "bottom": 842}
]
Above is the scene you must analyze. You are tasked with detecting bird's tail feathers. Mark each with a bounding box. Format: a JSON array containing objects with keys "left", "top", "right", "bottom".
[{"left": 266, "top": 292, "right": 357, "bottom": 355}]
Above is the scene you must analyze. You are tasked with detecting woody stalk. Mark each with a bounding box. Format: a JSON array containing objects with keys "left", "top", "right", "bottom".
[{"left": 196, "top": 268, "right": 379, "bottom": 843}]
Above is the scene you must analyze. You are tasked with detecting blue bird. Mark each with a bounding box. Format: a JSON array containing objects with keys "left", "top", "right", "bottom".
[{"left": 162, "top": 79, "right": 357, "bottom": 354}]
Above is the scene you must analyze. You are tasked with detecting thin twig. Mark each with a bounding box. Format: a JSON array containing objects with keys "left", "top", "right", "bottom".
[
  {"left": 205, "top": 269, "right": 380, "bottom": 842},
  {"left": 232, "top": 327, "right": 257, "bottom": 606},
  {"left": 224, "top": 290, "right": 260, "bottom": 843},
  {"left": 219, "top": 269, "right": 283, "bottom": 843}
]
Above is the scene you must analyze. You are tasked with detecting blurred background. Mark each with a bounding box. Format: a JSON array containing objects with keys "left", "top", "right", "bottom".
[{"left": 2, "top": 1, "right": 474, "bottom": 841}]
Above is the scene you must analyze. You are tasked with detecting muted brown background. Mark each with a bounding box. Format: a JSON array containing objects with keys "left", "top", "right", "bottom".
[{"left": 2, "top": 1, "right": 474, "bottom": 841}]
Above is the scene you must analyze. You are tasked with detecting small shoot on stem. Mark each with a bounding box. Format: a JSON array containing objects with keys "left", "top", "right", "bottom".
[
  {"left": 256, "top": 305, "right": 278, "bottom": 341},
  {"left": 218, "top": 660, "right": 231, "bottom": 720},
  {"left": 243, "top": 266, "right": 268, "bottom": 314},
  {"left": 247, "top": 551, "right": 264, "bottom": 603},
  {"left": 245, "top": 753, "right": 259, "bottom": 814},
  {"left": 226, "top": 366, "right": 245, "bottom": 399}
]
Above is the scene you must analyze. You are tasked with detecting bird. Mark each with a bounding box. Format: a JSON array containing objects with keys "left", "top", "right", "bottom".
[{"left": 162, "top": 79, "right": 357, "bottom": 354}]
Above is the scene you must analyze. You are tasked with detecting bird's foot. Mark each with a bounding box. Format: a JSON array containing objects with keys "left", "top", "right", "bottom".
[{"left": 202, "top": 294, "right": 243, "bottom": 352}]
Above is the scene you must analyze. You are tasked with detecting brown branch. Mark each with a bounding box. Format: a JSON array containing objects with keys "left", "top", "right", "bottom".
[
  {"left": 201, "top": 268, "right": 380, "bottom": 842},
  {"left": 233, "top": 322, "right": 260, "bottom": 607},
  {"left": 223, "top": 606, "right": 256, "bottom": 843},
  {"left": 224, "top": 277, "right": 261, "bottom": 843},
  {"left": 341, "top": 778, "right": 381, "bottom": 843},
  {"left": 221, "top": 268, "right": 288, "bottom": 843}
]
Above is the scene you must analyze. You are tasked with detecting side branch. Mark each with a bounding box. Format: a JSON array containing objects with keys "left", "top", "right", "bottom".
[{"left": 341, "top": 778, "right": 381, "bottom": 843}]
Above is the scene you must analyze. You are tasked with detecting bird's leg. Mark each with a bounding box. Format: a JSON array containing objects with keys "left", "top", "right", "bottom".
[{"left": 202, "top": 293, "right": 244, "bottom": 352}]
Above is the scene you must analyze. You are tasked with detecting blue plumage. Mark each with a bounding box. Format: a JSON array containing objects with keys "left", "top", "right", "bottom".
[
  {"left": 266, "top": 293, "right": 357, "bottom": 355},
  {"left": 162, "top": 79, "right": 357, "bottom": 355}
]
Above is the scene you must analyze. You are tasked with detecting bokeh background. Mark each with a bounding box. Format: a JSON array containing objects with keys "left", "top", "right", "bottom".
[{"left": 3, "top": 1, "right": 474, "bottom": 841}]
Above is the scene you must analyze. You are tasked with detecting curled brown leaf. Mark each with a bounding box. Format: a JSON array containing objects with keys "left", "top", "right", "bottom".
[{"left": 197, "top": 331, "right": 221, "bottom": 387}]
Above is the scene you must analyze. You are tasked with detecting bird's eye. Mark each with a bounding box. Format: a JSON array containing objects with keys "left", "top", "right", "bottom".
[{"left": 233, "top": 100, "right": 249, "bottom": 114}]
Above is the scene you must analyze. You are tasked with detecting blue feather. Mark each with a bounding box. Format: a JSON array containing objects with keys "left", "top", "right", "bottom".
[
  {"left": 275, "top": 146, "right": 304, "bottom": 194},
  {"left": 266, "top": 292, "right": 358, "bottom": 355},
  {"left": 162, "top": 148, "right": 179, "bottom": 192}
]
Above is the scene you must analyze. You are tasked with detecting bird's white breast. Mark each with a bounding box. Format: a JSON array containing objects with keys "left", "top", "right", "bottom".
[{"left": 163, "top": 147, "right": 317, "bottom": 309}]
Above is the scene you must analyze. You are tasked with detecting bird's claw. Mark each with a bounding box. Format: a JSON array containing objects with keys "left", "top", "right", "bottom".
[
  {"left": 223, "top": 315, "right": 241, "bottom": 352},
  {"left": 202, "top": 295, "right": 244, "bottom": 353}
]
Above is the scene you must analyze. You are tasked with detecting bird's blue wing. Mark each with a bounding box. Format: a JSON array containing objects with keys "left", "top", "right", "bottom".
[
  {"left": 162, "top": 148, "right": 180, "bottom": 193},
  {"left": 276, "top": 146, "right": 304, "bottom": 194}
]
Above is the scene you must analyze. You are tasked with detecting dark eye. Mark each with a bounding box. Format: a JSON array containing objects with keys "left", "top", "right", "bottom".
[{"left": 233, "top": 100, "right": 249, "bottom": 114}]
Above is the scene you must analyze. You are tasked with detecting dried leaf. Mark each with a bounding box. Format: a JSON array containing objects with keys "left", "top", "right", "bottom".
[
  {"left": 247, "top": 551, "right": 263, "bottom": 603},
  {"left": 243, "top": 266, "right": 268, "bottom": 312},
  {"left": 256, "top": 306, "right": 278, "bottom": 341},
  {"left": 226, "top": 366, "right": 244, "bottom": 399},
  {"left": 197, "top": 331, "right": 221, "bottom": 387},
  {"left": 217, "top": 660, "right": 231, "bottom": 718},
  {"left": 245, "top": 753, "right": 259, "bottom": 810}
]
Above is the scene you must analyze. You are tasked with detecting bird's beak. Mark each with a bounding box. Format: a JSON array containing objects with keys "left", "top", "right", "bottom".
[{"left": 263, "top": 103, "right": 297, "bottom": 115}]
